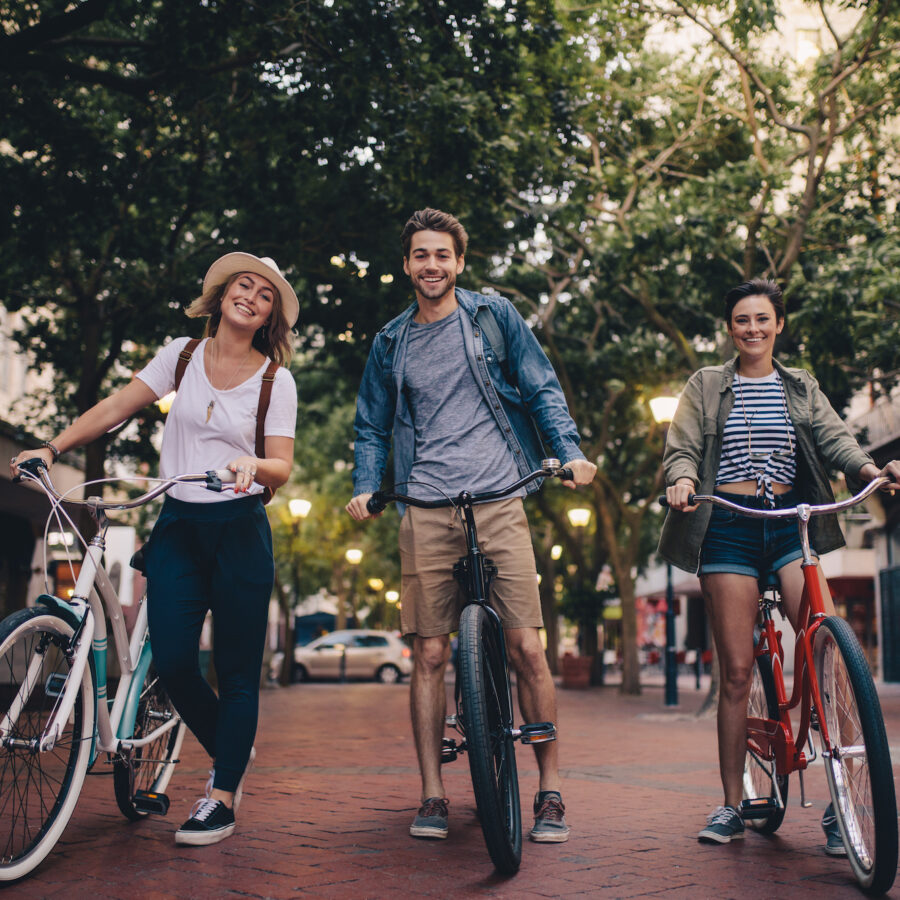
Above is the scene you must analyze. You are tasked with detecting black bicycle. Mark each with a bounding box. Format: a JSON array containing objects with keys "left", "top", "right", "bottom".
[{"left": 367, "top": 459, "right": 571, "bottom": 874}]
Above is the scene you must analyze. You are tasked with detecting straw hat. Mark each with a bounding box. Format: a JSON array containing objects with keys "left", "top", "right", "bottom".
[{"left": 203, "top": 252, "right": 299, "bottom": 327}]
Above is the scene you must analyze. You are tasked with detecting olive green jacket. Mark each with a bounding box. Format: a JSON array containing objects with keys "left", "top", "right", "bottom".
[{"left": 658, "top": 357, "right": 874, "bottom": 574}]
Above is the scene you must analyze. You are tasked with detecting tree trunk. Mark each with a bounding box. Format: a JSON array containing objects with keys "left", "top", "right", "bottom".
[
  {"left": 539, "top": 568, "right": 559, "bottom": 675},
  {"left": 619, "top": 581, "right": 641, "bottom": 695},
  {"left": 696, "top": 639, "right": 719, "bottom": 718}
]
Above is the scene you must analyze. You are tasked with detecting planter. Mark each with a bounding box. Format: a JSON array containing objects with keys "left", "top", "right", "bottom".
[{"left": 561, "top": 654, "right": 592, "bottom": 689}]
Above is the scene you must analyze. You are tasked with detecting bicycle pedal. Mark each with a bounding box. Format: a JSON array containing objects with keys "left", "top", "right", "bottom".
[
  {"left": 518, "top": 721, "right": 557, "bottom": 744},
  {"left": 739, "top": 797, "right": 780, "bottom": 819},
  {"left": 441, "top": 738, "right": 461, "bottom": 763},
  {"left": 132, "top": 790, "right": 170, "bottom": 815}
]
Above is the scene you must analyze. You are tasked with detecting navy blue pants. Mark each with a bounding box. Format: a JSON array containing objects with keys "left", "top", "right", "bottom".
[{"left": 144, "top": 494, "right": 273, "bottom": 792}]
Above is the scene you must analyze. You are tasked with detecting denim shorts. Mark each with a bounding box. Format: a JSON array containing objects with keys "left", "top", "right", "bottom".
[{"left": 699, "top": 488, "right": 813, "bottom": 578}]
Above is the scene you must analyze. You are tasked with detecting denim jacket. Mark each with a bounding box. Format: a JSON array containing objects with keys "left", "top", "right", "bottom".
[
  {"left": 658, "top": 357, "right": 874, "bottom": 573},
  {"left": 352, "top": 288, "right": 586, "bottom": 504}
]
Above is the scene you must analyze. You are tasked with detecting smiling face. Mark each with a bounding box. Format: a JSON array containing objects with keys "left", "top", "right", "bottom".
[
  {"left": 402, "top": 230, "right": 465, "bottom": 306},
  {"left": 220, "top": 272, "right": 276, "bottom": 332},
  {"left": 727, "top": 294, "right": 784, "bottom": 369}
]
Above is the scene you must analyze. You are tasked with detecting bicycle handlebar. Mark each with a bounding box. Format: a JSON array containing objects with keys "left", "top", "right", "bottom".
[
  {"left": 658, "top": 476, "right": 889, "bottom": 519},
  {"left": 13, "top": 457, "right": 237, "bottom": 510},
  {"left": 366, "top": 459, "right": 575, "bottom": 515}
]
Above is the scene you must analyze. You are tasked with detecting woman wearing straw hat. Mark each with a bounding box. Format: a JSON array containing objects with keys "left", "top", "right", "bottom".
[{"left": 10, "top": 252, "right": 299, "bottom": 845}]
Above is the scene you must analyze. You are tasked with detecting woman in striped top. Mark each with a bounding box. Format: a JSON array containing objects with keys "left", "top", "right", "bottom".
[{"left": 660, "top": 278, "right": 900, "bottom": 847}]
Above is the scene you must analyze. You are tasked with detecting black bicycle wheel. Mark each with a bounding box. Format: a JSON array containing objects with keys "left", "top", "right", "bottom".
[
  {"left": 113, "top": 659, "right": 185, "bottom": 821},
  {"left": 0, "top": 606, "right": 95, "bottom": 882},
  {"left": 458, "top": 603, "right": 522, "bottom": 875},
  {"left": 814, "top": 616, "right": 897, "bottom": 896},
  {"left": 742, "top": 637, "right": 789, "bottom": 833}
]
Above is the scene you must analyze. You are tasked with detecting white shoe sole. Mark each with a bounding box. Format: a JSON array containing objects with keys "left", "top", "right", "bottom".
[
  {"left": 409, "top": 825, "right": 448, "bottom": 839},
  {"left": 530, "top": 828, "right": 570, "bottom": 843},
  {"left": 698, "top": 830, "right": 744, "bottom": 844},
  {"left": 175, "top": 823, "right": 236, "bottom": 846}
]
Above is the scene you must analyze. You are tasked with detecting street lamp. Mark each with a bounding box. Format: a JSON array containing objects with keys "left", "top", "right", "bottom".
[
  {"left": 567, "top": 508, "right": 592, "bottom": 528},
  {"left": 289, "top": 498, "right": 312, "bottom": 520},
  {"left": 651, "top": 394, "right": 679, "bottom": 707}
]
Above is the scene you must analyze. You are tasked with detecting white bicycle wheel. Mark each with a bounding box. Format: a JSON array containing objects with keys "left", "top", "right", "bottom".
[{"left": 0, "top": 606, "right": 95, "bottom": 882}]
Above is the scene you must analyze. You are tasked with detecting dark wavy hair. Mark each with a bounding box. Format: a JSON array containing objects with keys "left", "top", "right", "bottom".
[
  {"left": 400, "top": 207, "right": 469, "bottom": 258},
  {"left": 724, "top": 278, "right": 785, "bottom": 324}
]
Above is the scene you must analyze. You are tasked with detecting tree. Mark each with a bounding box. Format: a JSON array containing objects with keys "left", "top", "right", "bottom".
[{"left": 490, "top": 0, "right": 900, "bottom": 693}]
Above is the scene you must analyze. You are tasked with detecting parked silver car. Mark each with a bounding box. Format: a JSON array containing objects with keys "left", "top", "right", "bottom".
[{"left": 293, "top": 629, "right": 412, "bottom": 684}]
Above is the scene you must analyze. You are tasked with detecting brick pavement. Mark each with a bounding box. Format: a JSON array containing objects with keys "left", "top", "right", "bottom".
[{"left": 9, "top": 675, "right": 900, "bottom": 900}]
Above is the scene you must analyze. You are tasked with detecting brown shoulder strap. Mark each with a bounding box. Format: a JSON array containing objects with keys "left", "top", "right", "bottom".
[
  {"left": 256, "top": 361, "right": 280, "bottom": 504},
  {"left": 174, "top": 338, "right": 202, "bottom": 391}
]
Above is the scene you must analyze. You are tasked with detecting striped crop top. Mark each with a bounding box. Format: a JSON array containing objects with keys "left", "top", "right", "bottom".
[{"left": 717, "top": 371, "right": 797, "bottom": 503}]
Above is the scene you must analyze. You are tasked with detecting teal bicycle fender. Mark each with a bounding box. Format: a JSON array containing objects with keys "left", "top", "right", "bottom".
[{"left": 118, "top": 640, "right": 154, "bottom": 741}]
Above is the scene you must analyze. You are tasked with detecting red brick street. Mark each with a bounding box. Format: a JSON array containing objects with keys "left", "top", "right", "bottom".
[{"left": 10, "top": 673, "right": 900, "bottom": 900}]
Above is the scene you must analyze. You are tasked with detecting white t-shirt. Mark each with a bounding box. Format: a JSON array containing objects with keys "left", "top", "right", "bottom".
[{"left": 137, "top": 337, "right": 297, "bottom": 502}]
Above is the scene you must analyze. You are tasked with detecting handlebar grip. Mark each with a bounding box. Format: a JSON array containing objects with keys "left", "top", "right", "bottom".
[
  {"left": 659, "top": 494, "right": 697, "bottom": 508},
  {"left": 559, "top": 467, "right": 574, "bottom": 481},
  {"left": 367, "top": 493, "right": 387, "bottom": 515}
]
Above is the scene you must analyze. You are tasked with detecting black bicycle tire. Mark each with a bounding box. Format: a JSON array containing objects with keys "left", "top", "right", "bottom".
[
  {"left": 113, "top": 660, "right": 184, "bottom": 821},
  {"left": 0, "top": 605, "right": 95, "bottom": 882},
  {"left": 458, "top": 604, "right": 522, "bottom": 874},
  {"left": 813, "top": 615, "right": 897, "bottom": 896},
  {"left": 742, "top": 637, "right": 790, "bottom": 833}
]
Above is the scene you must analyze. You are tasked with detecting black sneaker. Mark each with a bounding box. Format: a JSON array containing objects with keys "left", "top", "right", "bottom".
[
  {"left": 698, "top": 806, "right": 745, "bottom": 843},
  {"left": 822, "top": 803, "right": 847, "bottom": 857},
  {"left": 175, "top": 799, "right": 235, "bottom": 846},
  {"left": 409, "top": 797, "right": 449, "bottom": 839},
  {"left": 530, "top": 791, "right": 570, "bottom": 842}
]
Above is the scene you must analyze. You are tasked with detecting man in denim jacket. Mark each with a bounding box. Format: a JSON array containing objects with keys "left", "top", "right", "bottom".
[{"left": 347, "top": 208, "right": 596, "bottom": 844}]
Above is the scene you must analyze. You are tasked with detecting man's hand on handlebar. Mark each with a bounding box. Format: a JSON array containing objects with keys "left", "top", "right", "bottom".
[
  {"left": 665, "top": 478, "right": 699, "bottom": 512},
  {"left": 346, "top": 493, "right": 378, "bottom": 521},
  {"left": 560, "top": 458, "right": 597, "bottom": 490}
]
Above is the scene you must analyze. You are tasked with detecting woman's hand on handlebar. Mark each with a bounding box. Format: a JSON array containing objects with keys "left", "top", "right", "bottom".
[
  {"left": 666, "top": 478, "right": 699, "bottom": 512},
  {"left": 346, "top": 493, "right": 379, "bottom": 521},
  {"left": 10, "top": 448, "right": 54, "bottom": 480},
  {"left": 860, "top": 460, "right": 900, "bottom": 494}
]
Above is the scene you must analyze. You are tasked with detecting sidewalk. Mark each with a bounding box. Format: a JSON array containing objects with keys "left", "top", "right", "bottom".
[{"left": 15, "top": 676, "right": 900, "bottom": 899}]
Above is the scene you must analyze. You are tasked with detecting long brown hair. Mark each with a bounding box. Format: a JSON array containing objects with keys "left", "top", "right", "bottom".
[{"left": 186, "top": 273, "right": 293, "bottom": 367}]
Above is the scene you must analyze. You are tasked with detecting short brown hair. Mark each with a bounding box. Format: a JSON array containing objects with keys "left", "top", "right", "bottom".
[
  {"left": 401, "top": 208, "right": 468, "bottom": 258},
  {"left": 724, "top": 278, "right": 785, "bottom": 324}
]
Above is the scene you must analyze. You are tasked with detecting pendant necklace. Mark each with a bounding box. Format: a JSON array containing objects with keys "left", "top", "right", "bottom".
[{"left": 206, "top": 340, "right": 253, "bottom": 423}]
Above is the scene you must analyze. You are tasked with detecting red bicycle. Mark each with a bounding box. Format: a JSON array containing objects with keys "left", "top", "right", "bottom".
[{"left": 683, "top": 478, "right": 897, "bottom": 895}]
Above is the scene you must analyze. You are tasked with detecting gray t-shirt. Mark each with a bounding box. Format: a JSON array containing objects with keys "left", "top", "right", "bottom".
[{"left": 404, "top": 308, "right": 522, "bottom": 501}]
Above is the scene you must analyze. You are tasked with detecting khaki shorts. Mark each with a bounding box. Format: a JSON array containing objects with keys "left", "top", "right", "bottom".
[{"left": 398, "top": 497, "right": 542, "bottom": 637}]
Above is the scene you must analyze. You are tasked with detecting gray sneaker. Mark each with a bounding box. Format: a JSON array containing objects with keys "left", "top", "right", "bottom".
[
  {"left": 822, "top": 803, "right": 847, "bottom": 857},
  {"left": 698, "top": 805, "right": 745, "bottom": 843},
  {"left": 409, "top": 797, "right": 449, "bottom": 839},
  {"left": 530, "top": 791, "right": 570, "bottom": 843}
]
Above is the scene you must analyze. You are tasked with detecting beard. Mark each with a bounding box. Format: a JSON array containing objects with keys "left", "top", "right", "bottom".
[{"left": 411, "top": 270, "right": 457, "bottom": 302}]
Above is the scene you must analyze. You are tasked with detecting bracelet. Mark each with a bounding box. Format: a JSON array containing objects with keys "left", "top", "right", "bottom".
[{"left": 42, "top": 441, "right": 61, "bottom": 462}]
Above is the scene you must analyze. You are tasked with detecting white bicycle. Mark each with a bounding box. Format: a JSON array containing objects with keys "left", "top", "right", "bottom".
[{"left": 0, "top": 458, "right": 235, "bottom": 881}]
